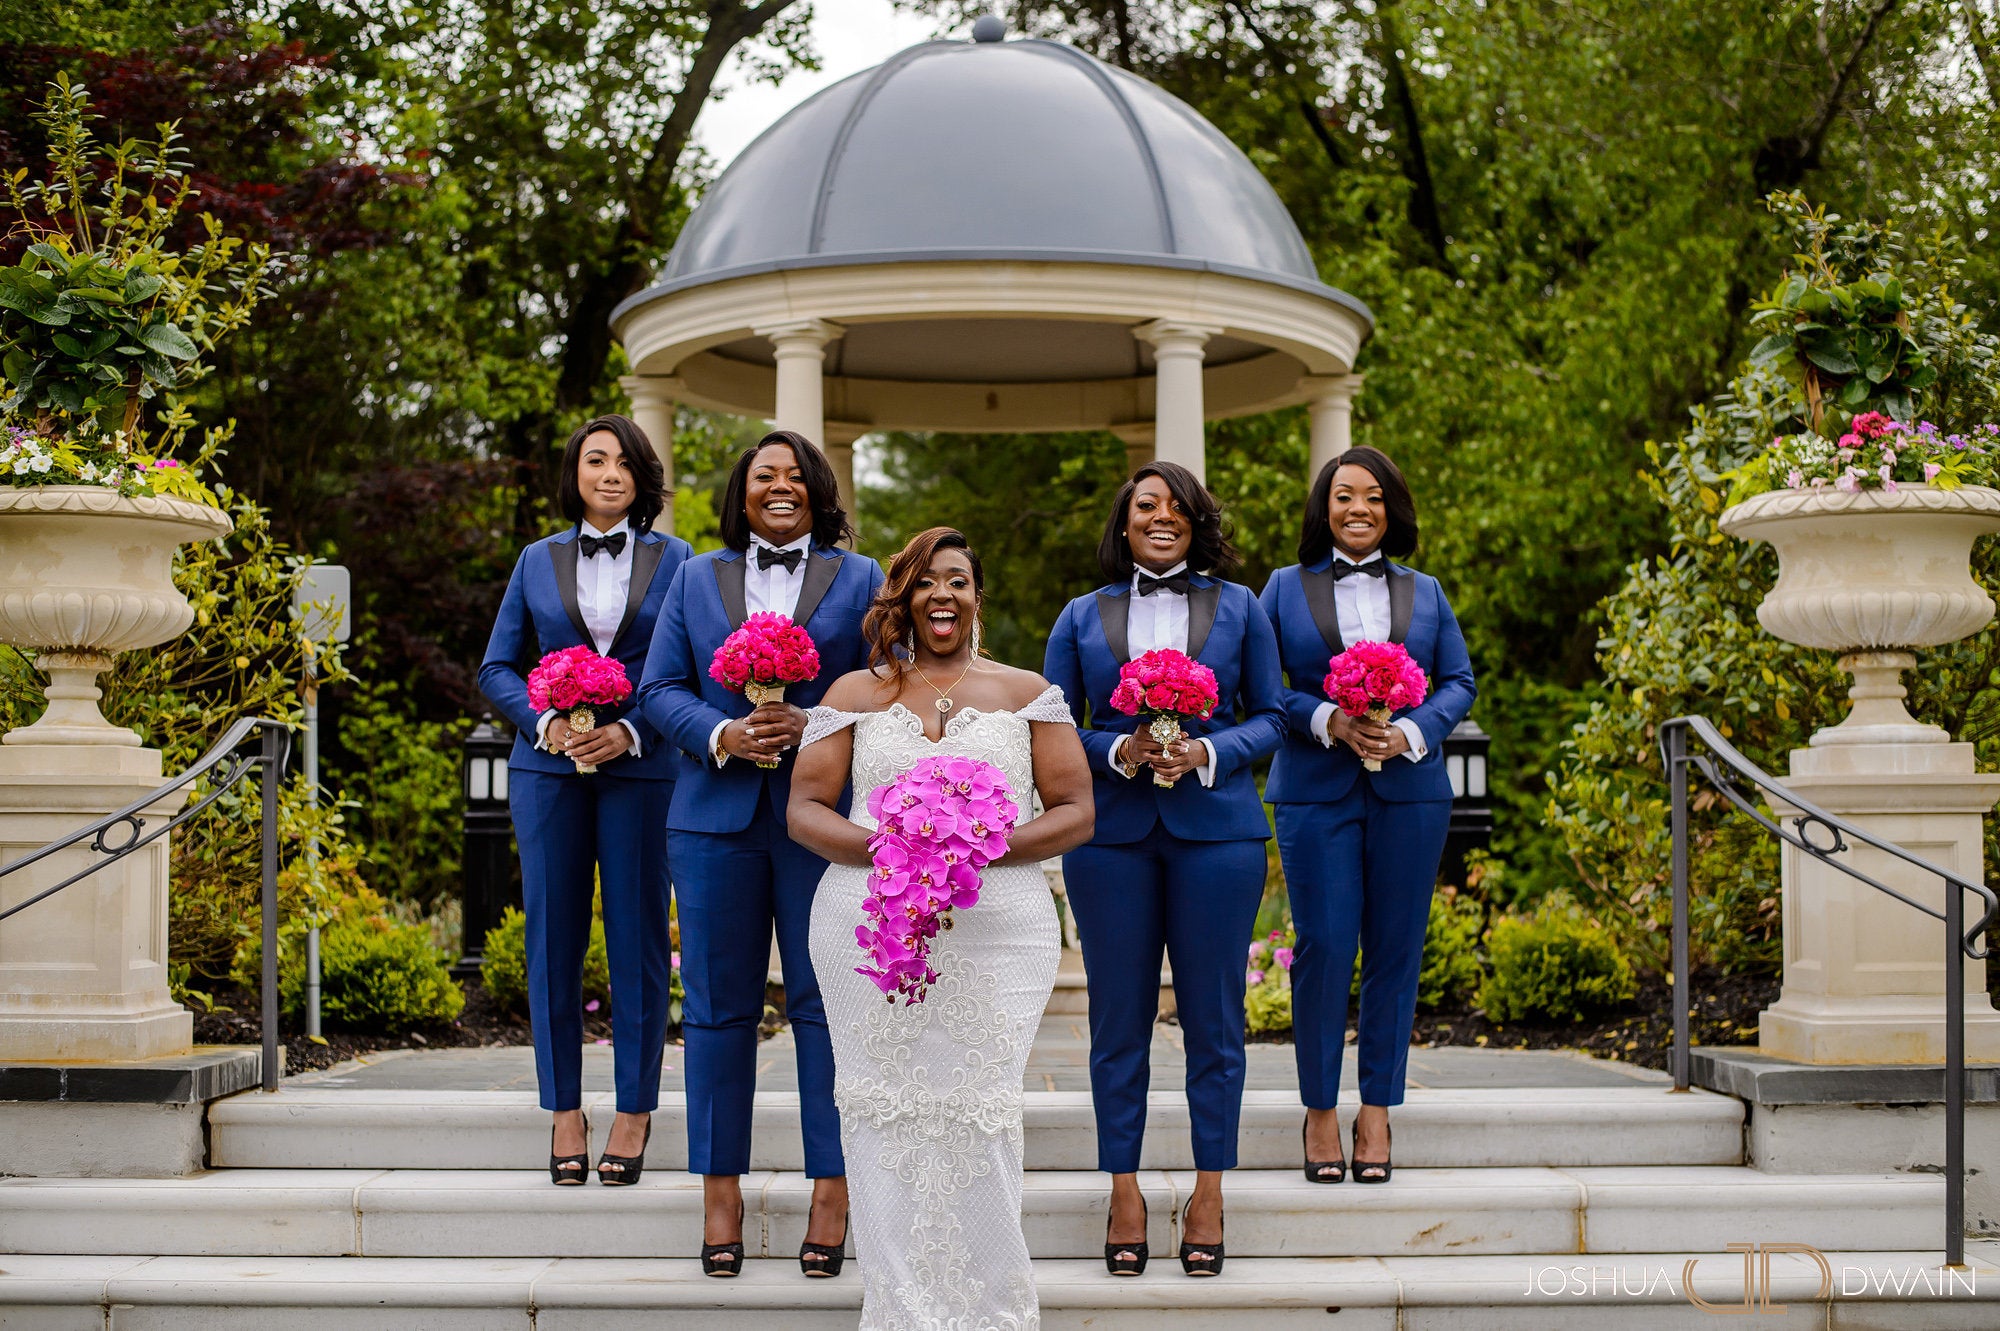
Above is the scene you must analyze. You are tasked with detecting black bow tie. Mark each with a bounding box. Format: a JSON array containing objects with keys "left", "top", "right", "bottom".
[
  {"left": 756, "top": 545, "right": 804, "bottom": 573},
  {"left": 1136, "top": 570, "right": 1192, "bottom": 597},
  {"left": 579, "top": 531, "right": 628, "bottom": 559},
  {"left": 1330, "top": 559, "right": 1387, "bottom": 581}
]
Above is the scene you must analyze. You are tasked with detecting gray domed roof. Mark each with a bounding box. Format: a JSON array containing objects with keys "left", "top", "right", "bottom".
[{"left": 638, "top": 33, "right": 1367, "bottom": 321}]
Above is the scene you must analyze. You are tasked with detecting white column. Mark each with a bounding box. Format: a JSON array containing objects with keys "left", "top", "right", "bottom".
[
  {"left": 1304, "top": 372, "right": 1365, "bottom": 484},
  {"left": 618, "top": 375, "right": 679, "bottom": 537},
  {"left": 756, "top": 319, "right": 842, "bottom": 445},
  {"left": 823, "top": 422, "right": 866, "bottom": 528},
  {"left": 1111, "top": 422, "right": 1156, "bottom": 479},
  {"left": 1136, "top": 319, "right": 1219, "bottom": 486}
]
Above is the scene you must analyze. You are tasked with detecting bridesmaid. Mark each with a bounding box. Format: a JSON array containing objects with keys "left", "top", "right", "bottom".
[
  {"left": 478, "top": 413, "right": 691, "bottom": 1187},
  {"left": 637, "top": 429, "right": 884, "bottom": 1277},
  {"left": 1043, "top": 460, "right": 1286, "bottom": 1279},
  {"left": 1259, "top": 446, "right": 1475, "bottom": 1185}
]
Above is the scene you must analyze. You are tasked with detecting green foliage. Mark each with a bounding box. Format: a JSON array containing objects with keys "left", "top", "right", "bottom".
[
  {"left": 479, "top": 903, "right": 609, "bottom": 1017},
  {"left": 1478, "top": 895, "right": 1638, "bottom": 1023},
  {"left": 338, "top": 672, "right": 468, "bottom": 908},
  {"left": 1419, "top": 888, "right": 1487, "bottom": 1012},
  {"left": 239, "top": 887, "right": 465, "bottom": 1033},
  {"left": 1245, "top": 969, "right": 1293, "bottom": 1034}
]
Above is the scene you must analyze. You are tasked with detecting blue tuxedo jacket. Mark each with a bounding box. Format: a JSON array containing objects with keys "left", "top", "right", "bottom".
[
  {"left": 1258, "top": 558, "right": 1476, "bottom": 805},
  {"left": 479, "top": 526, "right": 693, "bottom": 782},
  {"left": 1044, "top": 574, "right": 1286, "bottom": 844},
  {"left": 638, "top": 542, "right": 885, "bottom": 834}
]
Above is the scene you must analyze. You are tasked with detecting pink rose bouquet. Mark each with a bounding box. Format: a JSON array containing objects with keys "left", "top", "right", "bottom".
[
  {"left": 855, "top": 755, "right": 1020, "bottom": 1004},
  {"left": 527, "top": 646, "right": 633, "bottom": 774},
  {"left": 709, "top": 612, "right": 821, "bottom": 768},
  {"left": 1108, "top": 648, "right": 1221, "bottom": 788},
  {"left": 1324, "top": 640, "right": 1429, "bottom": 772}
]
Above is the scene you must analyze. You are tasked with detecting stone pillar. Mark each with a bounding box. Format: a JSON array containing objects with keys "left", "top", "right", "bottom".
[
  {"left": 618, "top": 374, "right": 679, "bottom": 537},
  {"left": 1136, "top": 320, "right": 1218, "bottom": 486},
  {"left": 757, "top": 319, "right": 842, "bottom": 445},
  {"left": 823, "top": 422, "right": 865, "bottom": 522},
  {"left": 1111, "top": 423, "right": 1156, "bottom": 479},
  {"left": 1304, "top": 373, "right": 1365, "bottom": 484}
]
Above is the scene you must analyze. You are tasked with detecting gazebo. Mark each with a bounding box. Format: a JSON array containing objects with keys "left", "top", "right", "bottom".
[{"left": 611, "top": 15, "right": 1373, "bottom": 530}]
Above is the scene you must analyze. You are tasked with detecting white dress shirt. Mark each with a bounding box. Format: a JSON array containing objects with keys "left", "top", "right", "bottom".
[
  {"left": 538, "top": 518, "right": 641, "bottom": 756},
  {"left": 1310, "top": 551, "right": 1426, "bottom": 763},
  {"left": 709, "top": 532, "right": 815, "bottom": 766},
  {"left": 1113, "top": 561, "right": 1217, "bottom": 786}
]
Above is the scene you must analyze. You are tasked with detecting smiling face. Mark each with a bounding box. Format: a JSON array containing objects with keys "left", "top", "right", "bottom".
[
  {"left": 911, "top": 547, "right": 979, "bottom": 659},
  {"left": 1124, "top": 474, "right": 1192, "bottom": 573},
  {"left": 1328, "top": 463, "right": 1388, "bottom": 560},
  {"left": 744, "top": 443, "right": 811, "bottom": 546},
  {"left": 576, "top": 430, "right": 634, "bottom": 530}
]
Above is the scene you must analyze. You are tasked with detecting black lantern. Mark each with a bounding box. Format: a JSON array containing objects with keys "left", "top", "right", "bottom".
[
  {"left": 454, "top": 716, "right": 521, "bottom": 978},
  {"left": 1440, "top": 718, "right": 1494, "bottom": 888}
]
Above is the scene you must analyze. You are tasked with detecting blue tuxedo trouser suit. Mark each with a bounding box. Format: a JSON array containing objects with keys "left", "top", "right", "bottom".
[
  {"left": 1045, "top": 576, "right": 1287, "bottom": 1174},
  {"left": 638, "top": 542, "right": 884, "bottom": 1178},
  {"left": 1259, "top": 559, "right": 1476, "bottom": 1108},
  {"left": 478, "top": 527, "right": 691, "bottom": 1114}
]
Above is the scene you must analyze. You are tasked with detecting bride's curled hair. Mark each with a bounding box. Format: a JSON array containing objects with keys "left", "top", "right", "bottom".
[{"left": 863, "top": 527, "right": 985, "bottom": 673}]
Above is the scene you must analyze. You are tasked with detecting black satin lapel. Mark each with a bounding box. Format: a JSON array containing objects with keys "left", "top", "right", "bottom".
[
  {"left": 1186, "top": 582, "right": 1220, "bottom": 660},
  {"left": 715, "top": 555, "right": 749, "bottom": 629},
  {"left": 1301, "top": 566, "right": 1345, "bottom": 655},
  {"left": 551, "top": 538, "right": 590, "bottom": 643},
  {"left": 1388, "top": 565, "right": 1415, "bottom": 645},
  {"left": 1095, "top": 590, "right": 1132, "bottom": 664},
  {"left": 611, "top": 538, "right": 665, "bottom": 651},
  {"left": 793, "top": 547, "right": 842, "bottom": 628}
]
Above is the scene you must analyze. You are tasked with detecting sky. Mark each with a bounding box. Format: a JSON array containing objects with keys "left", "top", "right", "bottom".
[{"left": 693, "top": 0, "right": 953, "bottom": 170}]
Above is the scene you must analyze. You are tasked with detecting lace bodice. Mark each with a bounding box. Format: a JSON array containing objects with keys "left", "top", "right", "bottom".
[{"left": 802, "top": 683, "right": 1074, "bottom": 829}]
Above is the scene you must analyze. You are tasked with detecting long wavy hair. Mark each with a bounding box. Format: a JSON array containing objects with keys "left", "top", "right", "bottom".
[
  {"left": 862, "top": 527, "right": 984, "bottom": 674},
  {"left": 717, "top": 429, "right": 855, "bottom": 550}
]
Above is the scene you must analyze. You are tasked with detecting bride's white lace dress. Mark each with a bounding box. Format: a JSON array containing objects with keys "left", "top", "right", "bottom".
[{"left": 803, "top": 684, "right": 1072, "bottom": 1331}]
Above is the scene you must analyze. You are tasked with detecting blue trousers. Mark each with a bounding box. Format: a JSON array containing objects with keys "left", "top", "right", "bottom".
[
  {"left": 1276, "top": 791, "right": 1452, "bottom": 1108},
  {"left": 1065, "top": 833, "right": 1267, "bottom": 1173},
  {"left": 510, "top": 770, "right": 674, "bottom": 1114},
  {"left": 671, "top": 784, "right": 843, "bottom": 1178}
]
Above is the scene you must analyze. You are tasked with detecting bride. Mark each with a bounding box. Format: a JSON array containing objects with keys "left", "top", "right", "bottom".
[{"left": 789, "top": 526, "right": 1095, "bottom": 1329}]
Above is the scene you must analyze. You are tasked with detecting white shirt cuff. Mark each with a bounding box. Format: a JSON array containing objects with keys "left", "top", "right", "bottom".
[
  {"left": 1393, "top": 717, "right": 1427, "bottom": 763},
  {"left": 535, "top": 710, "right": 558, "bottom": 751},
  {"left": 1311, "top": 701, "right": 1337, "bottom": 748},
  {"left": 708, "top": 718, "right": 731, "bottom": 768},
  {"left": 1111, "top": 732, "right": 1138, "bottom": 779},
  {"left": 618, "top": 719, "right": 642, "bottom": 759},
  {"left": 1196, "top": 737, "right": 1217, "bottom": 788}
]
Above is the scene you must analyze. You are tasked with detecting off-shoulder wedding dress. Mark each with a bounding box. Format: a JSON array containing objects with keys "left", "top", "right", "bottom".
[{"left": 803, "top": 684, "right": 1074, "bottom": 1331}]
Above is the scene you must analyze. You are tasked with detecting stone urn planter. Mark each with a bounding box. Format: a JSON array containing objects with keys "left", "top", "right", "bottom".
[
  {"left": 0, "top": 486, "right": 232, "bottom": 746},
  {"left": 1718, "top": 483, "right": 2000, "bottom": 744}
]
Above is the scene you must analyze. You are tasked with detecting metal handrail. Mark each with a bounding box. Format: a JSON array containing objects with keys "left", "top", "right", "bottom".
[
  {"left": 0, "top": 718, "right": 291, "bottom": 1090},
  {"left": 1659, "top": 714, "right": 1995, "bottom": 1267}
]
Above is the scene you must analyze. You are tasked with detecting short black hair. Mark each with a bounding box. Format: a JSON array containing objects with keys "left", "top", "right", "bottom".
[
  {"left": 717, "top": 430, "right": 855, "bottom": 551},
  {"left": 1096, "top": 459, "right": 1241, "bottom": 582},
  {"left": 557, "top": 414, "right": 667, "bottom": 532},
  {"left": 1299, "top": 445, "right": 1418, "bottom": 564}
]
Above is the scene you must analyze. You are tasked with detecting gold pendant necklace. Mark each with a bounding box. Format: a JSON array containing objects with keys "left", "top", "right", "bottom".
[{"left": 914, "top": 656, "right": 977, "bottom": 714}]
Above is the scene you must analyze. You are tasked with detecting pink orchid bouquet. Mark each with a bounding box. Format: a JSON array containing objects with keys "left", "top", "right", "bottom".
[
  {"left": 1108, "top": 648, "right": 1221, "bottom": 788},
  {"left": 710, "top": 612, "right": 821, "bottom": 768},
  {"left": 1324, "top": 640, "right": 1429, "bottom": 772},
  {"left": 1735, "top": 413, "right": 2000, "bottom": 500},
  {"left": 855, "top": 755, "right": 1020, "bottom": 1004},
  {"left": 527, "top": 645, "right": 633, "bottom": 774}
]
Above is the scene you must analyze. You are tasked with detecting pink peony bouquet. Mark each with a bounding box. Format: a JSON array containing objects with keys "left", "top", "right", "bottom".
[
  {"left": 1108, "top": 648, "right": 1221, "bottom": 788},
  {"left": 1324, "top": 640, "right": 1429, "bottom": 772},
  {"left": 710, "top": 612, "right": 821, "bottom": 768},
  {"left": 527, "top": 646, "right": 633, "bottom": 774},
  {"left": 855, "top": 756, "right": 1020, "bottom": 1004}
]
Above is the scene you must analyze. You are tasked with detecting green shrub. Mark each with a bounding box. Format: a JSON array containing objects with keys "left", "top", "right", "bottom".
[
  {"left": 1478, "top": 896, "right": 1637, "bottom": 1023},
  {"left": 237, "top": 888, "right": 464, "bottom": 1033},
  {"left": 1418, "top": 888, "right": 1488, "bottom": 1012},
  {"left": 338, "top": 673, "right": 470, "bottom": 909},
  {"left": 1245, "top": 972, "right": 1293, "bottom": 1033},
  {"left": 480, "top": 903, "right": 609, "bottom": 1016}
]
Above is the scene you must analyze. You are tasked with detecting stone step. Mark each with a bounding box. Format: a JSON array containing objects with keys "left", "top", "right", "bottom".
[
  {"left": 3, "top": 1249, "right": 1993, "bottom": 1329},
  {"left": 0, "top": 1166, "right": 1940, "bottom": 1261},
  {"left": 207, "top": 1086, "right": 1745, "bottom": 1171}
]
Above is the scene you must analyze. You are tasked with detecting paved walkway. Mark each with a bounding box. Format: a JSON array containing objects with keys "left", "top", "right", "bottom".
[{"left": 293, "top": 1012, "right": 1667, "bottom": 1094}]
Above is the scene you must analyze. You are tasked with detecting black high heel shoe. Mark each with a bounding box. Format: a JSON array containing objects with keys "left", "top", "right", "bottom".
[
  {"left": 1302, "top": 1113, "right": 1346, "bottom": 1184},
  {"left": 1178, "top": 1198, "right": 1224, "bottom": 1277},
  {"left": 596, "top": 1117, "right": 652, "bottom": 1186},
  {"left": 548, "top": 1119, "right": 589, "bottom": 1186},
  {"left": 1103, "top": 1195, "right": 1148, "bottom": 1276},
  {"left": 702, "top": 1201, "right": 746, "bottom": 1278},
  {"left": 1353, "top": 1118, "right": 1393, "bottom": 1184},
  {"left": 799, "top": 1199, "right": 850, "bottom": 1277}
]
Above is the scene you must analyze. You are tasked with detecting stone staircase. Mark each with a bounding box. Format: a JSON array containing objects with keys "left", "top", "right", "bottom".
[{"left": 3, "top": 1034, "right": 1995, "bottom": 1327}]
